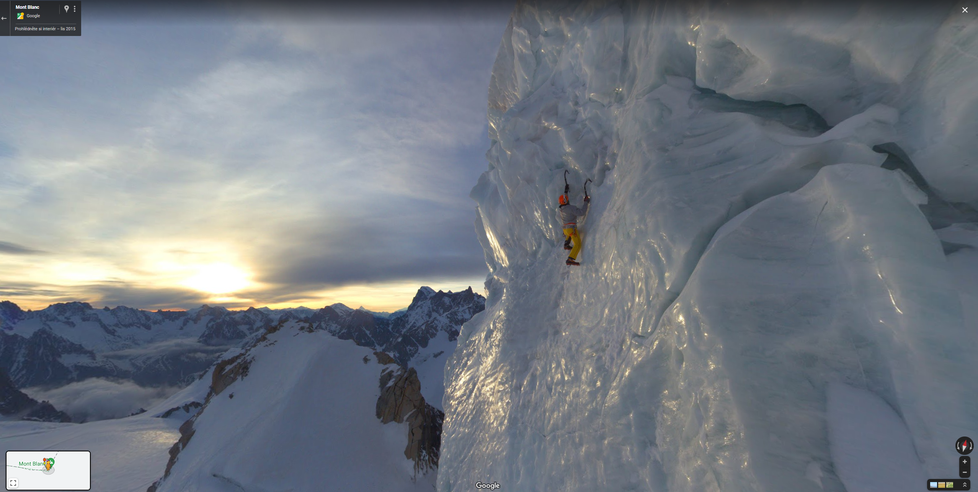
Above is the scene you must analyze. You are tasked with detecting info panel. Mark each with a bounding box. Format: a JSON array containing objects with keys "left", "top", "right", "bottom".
[
  {"left": 5, "top": 451, "right": 91, "bottom": 491},
  {"left": 0, "top": 2, "right": 82, "bottom": 36}
]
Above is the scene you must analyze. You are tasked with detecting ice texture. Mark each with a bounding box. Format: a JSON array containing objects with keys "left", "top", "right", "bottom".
[
  {"left": 693, "top": 2, "right": 978, "bottom": 205},
  {"left": 442, "top": 1, "right": 978, "bottom": 491}
]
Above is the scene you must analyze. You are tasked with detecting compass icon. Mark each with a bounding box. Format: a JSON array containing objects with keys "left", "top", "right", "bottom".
[{"left": 959, "top": 437, "right": 974, "bottom": 455}]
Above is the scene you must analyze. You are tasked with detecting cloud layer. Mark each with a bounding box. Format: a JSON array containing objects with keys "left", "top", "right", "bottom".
[
  {"left": 0, "top": 3, "right": 510, "bottom": 310},
  {"left": 23, "top": 379, "right": 182, "bottom": 423}
]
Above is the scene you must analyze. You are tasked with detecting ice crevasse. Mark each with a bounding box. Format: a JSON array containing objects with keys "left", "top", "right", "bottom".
[{"left": 441, "top": 1, "right": 978, "bottom": 491}]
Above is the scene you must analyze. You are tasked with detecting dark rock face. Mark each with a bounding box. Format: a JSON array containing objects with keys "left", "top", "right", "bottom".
[
  {"left": 24, "top": 401, "right": 72, "bottom": 423},
  {"left": 0, "top": 366, "right": 37, "bottom": 415},
  {"left": 148, "top": 415, "right": 198, "bottom": 492},
  {"left": 406, "top": 404, "right": 443, "bottom": 474},
  {"left": 209, "top": 353, "right": 251, "bottom": 397},
  {"left": 377, "top": 366, "right": 425, "bottom": 422},
  {"left": 0, "top": 367, "right": 71, "bottom": 422},
  {"left": 375, "top": 358, "right": 444, "bottom": 475},
  {"left": 158, "top": 401, "right": 203, "bottom": 419},
  {"left": 0, "top": 328, "right": 112, "bottom": 388},
  {"left": 374, "top": 351, "right": 397, "bottom": 365}
]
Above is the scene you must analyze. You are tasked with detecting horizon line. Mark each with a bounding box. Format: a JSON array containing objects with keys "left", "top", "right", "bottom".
[{"left": 0, "top": 285, "right": 481, "bottom": 314}]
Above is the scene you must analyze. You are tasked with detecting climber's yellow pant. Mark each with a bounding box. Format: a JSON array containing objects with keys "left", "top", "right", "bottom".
[{"left": 563, "top": 227, "right": 582, "bottom": 260}]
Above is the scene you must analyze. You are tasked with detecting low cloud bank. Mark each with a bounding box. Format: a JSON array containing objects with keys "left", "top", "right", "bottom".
[{"left": 23, "top": 378, "right": 182, "bottom": 422}]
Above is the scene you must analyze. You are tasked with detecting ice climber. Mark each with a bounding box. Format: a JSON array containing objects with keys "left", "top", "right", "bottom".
[{"left": 559, "top": 188, "right": 589, "bottom": 266}]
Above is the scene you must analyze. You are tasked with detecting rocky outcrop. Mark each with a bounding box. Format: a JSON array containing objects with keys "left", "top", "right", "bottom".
[
  {"left": 159, "top": 401, "right": 203, "bottom": 419},
  {"left": 209, "top": 353, "right": 251, "bottom": 397},
  {"left": 148, "top": 415, "right": 198, "bottom": 492},
  {"left": 374, "top": 351, "right": 397, "bottom": 365},
  {"left": 375, "top": 356, "right": 443, "bottom": 475}
]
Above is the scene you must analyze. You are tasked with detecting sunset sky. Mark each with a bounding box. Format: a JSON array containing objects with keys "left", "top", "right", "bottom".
[{"left": 0, "top": 1, "right": 511, "bottom": 312}]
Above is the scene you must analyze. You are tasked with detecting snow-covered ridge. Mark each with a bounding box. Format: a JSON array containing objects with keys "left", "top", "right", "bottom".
[
  {"left": 146, "top": 321, "right": 440, "bottom": 492},
  {"left": 442, "top": 2, "right": 978, "bottom": 491}
]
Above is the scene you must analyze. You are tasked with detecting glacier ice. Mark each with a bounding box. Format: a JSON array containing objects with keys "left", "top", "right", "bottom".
[
  {"left": 827, "top": 382, "right": 928, "bottom": 492},
  {"left": 442, "top": 1, "right": 978, "bottom": 491}
]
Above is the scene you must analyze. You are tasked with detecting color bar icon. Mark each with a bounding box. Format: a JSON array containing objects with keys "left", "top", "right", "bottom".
[{"left": 929, "top": 479, "right": 967, "bottom": 490}]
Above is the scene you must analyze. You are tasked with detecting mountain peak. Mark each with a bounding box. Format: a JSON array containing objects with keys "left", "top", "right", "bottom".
[
  {"left": 0, "top": 300, "right": 22, "bottom": 311},
  {"left": 410, "top": 287, "right": 438, "bottom": 307},
  {"left": 41, "top": 302, "right": 94, "bottom": 318},
  {"left": 329, "top": 303, "right": 353, "bottom": 314},
  {"left": 0, "top": 300, "right": 25, "bottom": 329},
  {"left": 188, "top": 304, "right": 228, "bottom": 322}
]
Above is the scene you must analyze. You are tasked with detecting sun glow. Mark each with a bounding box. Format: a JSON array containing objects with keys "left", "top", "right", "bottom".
[{"left": 182, "top": 263, "right": 251, "bottom": 294}]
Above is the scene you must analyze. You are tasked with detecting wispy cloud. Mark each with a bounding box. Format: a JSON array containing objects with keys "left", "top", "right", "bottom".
[
  {"left": 0, "top": 241, "right": 45, "bottom": 255},
  {"left": 0, "top": 4, "right": 509, "bottom": 311},
  {"left": 85, "top": 282, "right": 213, "bottom": 310}
]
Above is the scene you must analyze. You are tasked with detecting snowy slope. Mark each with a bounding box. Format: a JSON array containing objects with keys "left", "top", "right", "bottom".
[
  {"left": 149, "top": 322, "right": 437, "bottom": 492},
  {"left": 441, "top": 2, "right": 978, "bottom": 491}
]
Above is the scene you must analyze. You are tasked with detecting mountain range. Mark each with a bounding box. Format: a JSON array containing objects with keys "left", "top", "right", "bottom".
[{"left": 0, "top": 286, "right": 484, "bottom": 404}]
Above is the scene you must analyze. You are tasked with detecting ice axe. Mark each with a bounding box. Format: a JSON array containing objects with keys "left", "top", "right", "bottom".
[
  {"left": 584, "top": 178, "right": 591, "bottom": 200},
  {"left": 564, "top": 170, "right": 570, "bottom": 195}
]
